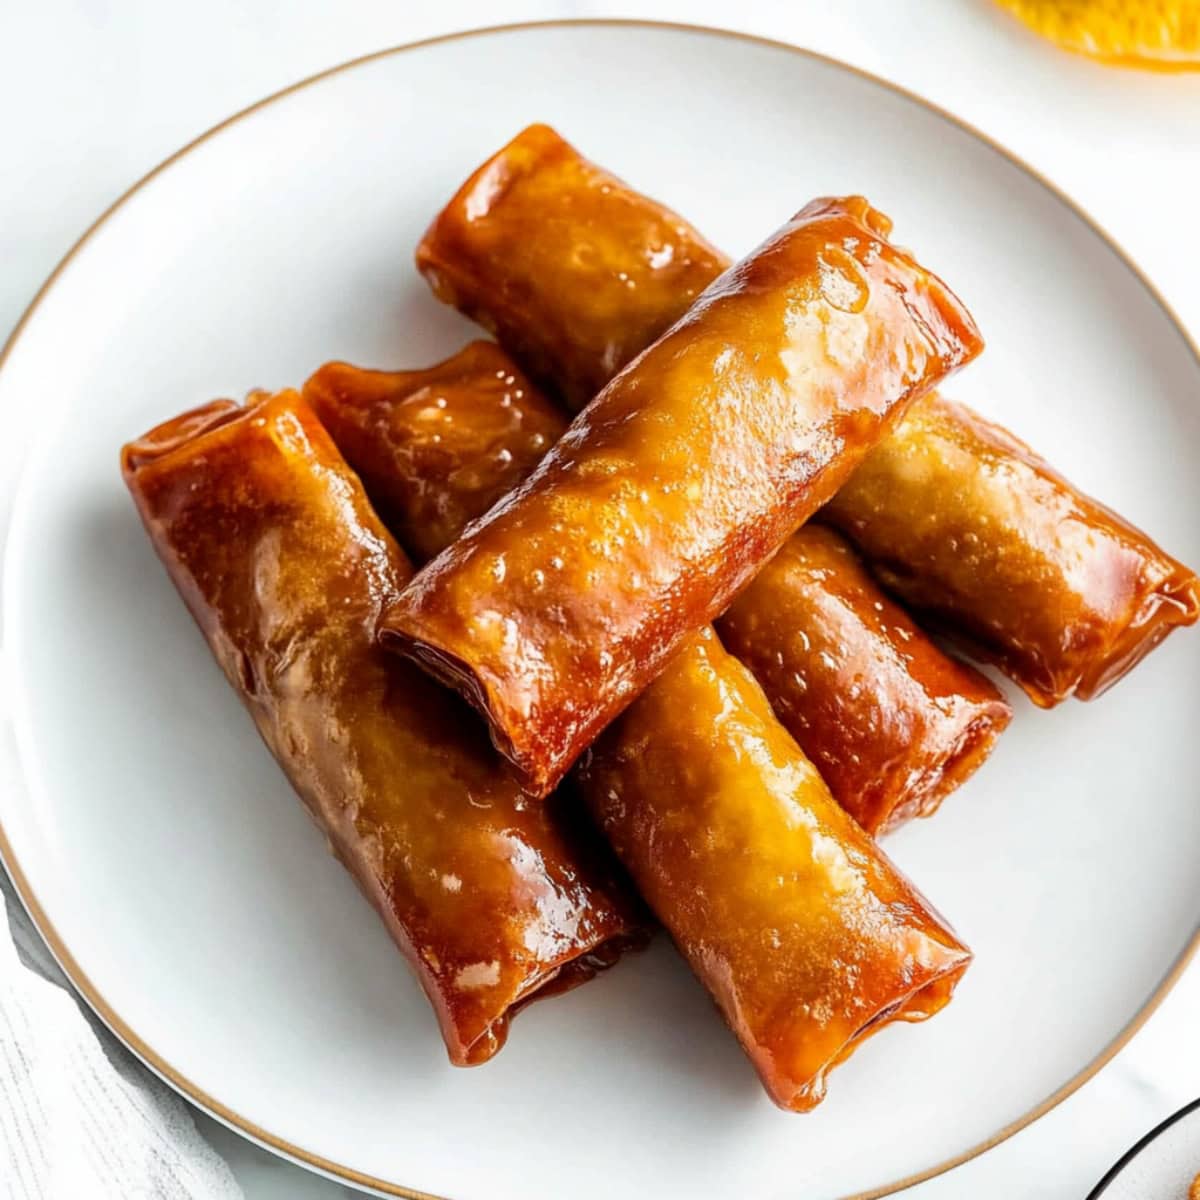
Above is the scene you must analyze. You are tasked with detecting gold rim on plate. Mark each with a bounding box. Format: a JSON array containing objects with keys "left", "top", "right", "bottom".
[{"left": 1, "top": 18, "right": 1198, "bottom": 1200}]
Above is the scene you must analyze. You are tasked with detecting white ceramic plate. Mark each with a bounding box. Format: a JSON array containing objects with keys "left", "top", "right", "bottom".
[
  {"left": 1089, "top": 1099, "right": 1200, "bottom": 1198},
  {"left": 2, "top": 20, "right": 1199, "bottom": 1200}
]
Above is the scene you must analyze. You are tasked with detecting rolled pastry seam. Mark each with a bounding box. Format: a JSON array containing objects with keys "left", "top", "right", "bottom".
[
  {"left": 385, "top": 194, "right": 983, "bottom": 796},
  {"left": 122, "top": 391, "right": 645, "bottom": 1067},
  {"left": 307, "top": 351, "right": 1008, "bottom": 834}
]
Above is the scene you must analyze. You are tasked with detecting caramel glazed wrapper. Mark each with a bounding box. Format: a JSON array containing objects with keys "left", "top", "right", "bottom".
[
  {"left": 308, "top": 346, "right": 1010, "bottom": 837},
  {"left": 305, "top": 354, "right": 974, "bottom": 1111},
  {"left": 416, "top": 122, "right": 1199, "bottom": 712},
  {"left": 384, "top": 191, "right": 983, "bottom": 797},
  {"left": 122, "top": 390, "right": 647, "bottom": 1067}
]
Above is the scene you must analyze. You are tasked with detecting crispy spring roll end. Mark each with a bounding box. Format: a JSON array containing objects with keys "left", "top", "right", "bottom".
[
  {"left": 717, "top": 525, "right": 1011, "bottom": 835},
  {"left": 455, "top": 931, "right": 639, "bottom": 1066},
  {"left": 304, "top": 343, "right": 568, "bottom": 562},
  {"left": 886, "top": 703, "right": 1011, "bottom": 831},
  {"left": 1075, "top": 567, "right": 1200, "bottom": 701},
  {"left": 825, "top": 393, "right": 1200, "bottom": 706},
  {"left": 415, "top": 123, "right": 730, "bottom": 410},
  {"left": 779, "top": 960, "right": 968, "bottom": 1113}
]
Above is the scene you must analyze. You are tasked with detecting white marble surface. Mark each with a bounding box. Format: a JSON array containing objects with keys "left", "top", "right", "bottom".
[{"left": 2, "top": 2, "right": 1199, "bottom": 1197}]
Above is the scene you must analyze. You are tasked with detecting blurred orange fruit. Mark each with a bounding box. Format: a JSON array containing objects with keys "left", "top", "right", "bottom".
[{"left": 996, "top": 0, "right": 1200, "bottom": 69}]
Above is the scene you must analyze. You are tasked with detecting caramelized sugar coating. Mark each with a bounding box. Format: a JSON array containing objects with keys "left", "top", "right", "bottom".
[
  {"left": 316, "top": 349, "right": 1008, "bottom": 832},
  {"left": 824, "top": 394, "right": 1200, "bottom": 706},
  {"left": 310, "top": 355, "right": 973, "bottom": 1108},
  {"left": 576, "top": 627, "right": 972, "bottom": 1112},
  {"left": 417, "top": 124, "right": 1197, "bottom": 705},
  {"left": 716, "top": 526, "right": 1011, "bottom": 833},
  {"left": 384, "top": 195, "right": 983, "bottom": 797},
  {"left": 122, "top": 392, "right": 643, "bottom": 1067},
  {"left": 416, "top": 123, "right": 727, "bottom": 412},
  {"left": 305, "top": 341, "right": 567, "bottom": 561}
]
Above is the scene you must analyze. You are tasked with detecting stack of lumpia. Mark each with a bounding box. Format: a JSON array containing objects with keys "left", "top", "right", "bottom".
[{"left": 121, "top": 122, "right": 1197, "bottom": 1113}]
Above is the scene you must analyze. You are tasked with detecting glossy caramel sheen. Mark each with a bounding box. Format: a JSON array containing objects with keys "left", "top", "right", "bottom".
[
  {"left": 384, "top": 195, "right": 983, "bottom": 797},
  {"left": 575, "top": 627, "right": 972, "bottom": 1112},
  {"left": 314, "top": 360, "right": 979, "bottom": 1108},
  {"left": 305, "top": 342, "right": 567, "bottom": 561},
  {"left": 317, "top": 349, "right": 1008, "bottom": 832},
  {"left": 416, "top": 124, "right": 727, "bottom": 412},
  {"left": 716, "top": 526, "right": 1011, "bottom": 833},
  {"left": 823, "top": 393, "right": 1200, "bottom": 705},
  {"left": 121, "top": 392, "right": 642, "bottom": 1067},
  {"left": 417, "top": 125, "right": 1198, "bottom": 705}
]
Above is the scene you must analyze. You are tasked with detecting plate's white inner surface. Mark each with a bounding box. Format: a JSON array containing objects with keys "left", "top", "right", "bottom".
[{"left": 2, "top": 24, "right": 1199, "bottom": 1200}]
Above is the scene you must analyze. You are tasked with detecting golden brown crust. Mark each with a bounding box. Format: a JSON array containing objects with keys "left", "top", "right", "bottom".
[
  {"left": 824, "top": 393, "right": 1200, "bottom": 706},
  {"left": 575, "top": 627, "right": 972, "bottom": 1111},
  {"left": 416, "top": 124, "right": 727, "bottom": 411},
  {"left": 122, "top": 391, "right": 644, "bottom": 1066},
  {"left": 716, "top": 525, "right": 1011, "bottom": 833},
  {"left": 314, "top": 349, "right": 1009, "bottom": 833},
  {"left": 416, "top": 124, "right": 1198, "bottom": 708},
  {"left": 386, "top": 195, "right": 983, "bottom": 796},
  {"left": 305, "top": 342, "right": 567, "bottom": 561},
  {"left": 308, "top": 356, "right": 975, "bottom": 1107}
]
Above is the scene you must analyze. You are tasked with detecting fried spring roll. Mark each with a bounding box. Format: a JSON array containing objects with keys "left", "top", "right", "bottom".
[
  {"left": 121, "top": 391, "right": 643, "bottom": 1067},
  {"left": 822, "top": 393, "right": 1200, "bottom": 705},
  {"left": 417, "top": 123, "right": 728, "bottom": 412},
  {"left": 306, "top": 362, "right": 973, "bottom": 1104},
  {"left": 714, "top": 526, "right": 1010, "bottom": 832},
  {"left": 416, "top": 124, "right": 1199, "bottom": 704},
  {"left": 309, "top": 340, "right": 566, "bottom": 562},
  {"left": 384, "top": 194, "right": 982, "bottom": 797},
  {"left": 575, "top": 627, "right": 972, "bottom": 1111},
  {"left": 308, "top": 351, "right": 1009, "bottom": 833}
]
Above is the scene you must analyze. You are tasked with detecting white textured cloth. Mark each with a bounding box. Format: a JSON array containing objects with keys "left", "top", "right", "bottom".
[{"left": 0, "top": 873, "right": 242, "bottom": 1200}]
